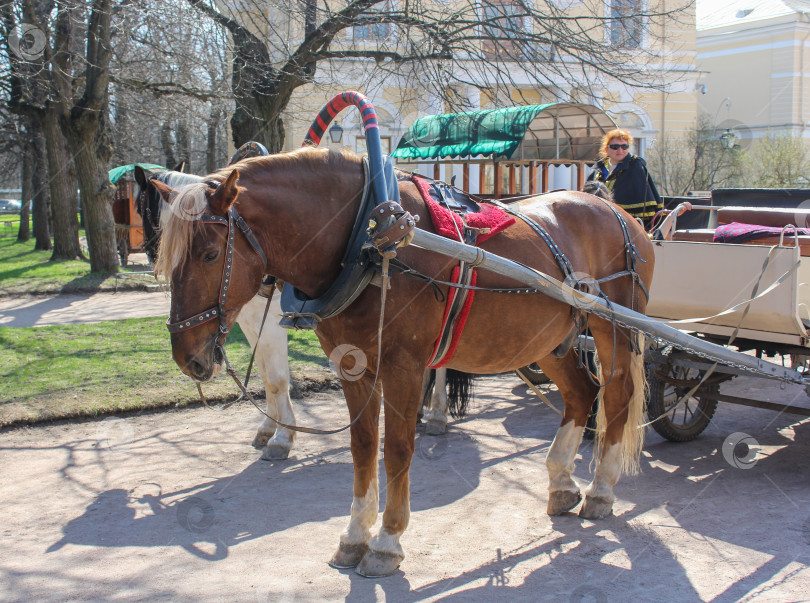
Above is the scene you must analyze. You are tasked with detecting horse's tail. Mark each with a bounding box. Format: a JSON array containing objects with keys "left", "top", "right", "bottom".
[
  {"left": 421, "top": 369, "right": 437, "bottom": 410},
  {"left": 594, "top": 335, "right": 647, "bottom": 475},
  {"left": 446, "top": 369, "right": 474, "bottom": 419}
]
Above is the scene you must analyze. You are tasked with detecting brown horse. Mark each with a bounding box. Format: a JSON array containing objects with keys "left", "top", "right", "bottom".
[{"left": 152, "top": 147, "right": 654, "bottom": 577}]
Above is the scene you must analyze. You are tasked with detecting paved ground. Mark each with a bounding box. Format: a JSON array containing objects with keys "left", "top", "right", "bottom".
[
  {"left": 0, "top": 290, "right": 170, "bottom": 327},
  {"left": 1, "top": 372, "right": 809, "bottom": 601}
]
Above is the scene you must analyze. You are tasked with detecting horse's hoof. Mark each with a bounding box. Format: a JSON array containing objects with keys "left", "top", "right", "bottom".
[
  {"left": 425, "top": 419, "right": 447, "bottom": 436},
  {"left": 252, "top": 432, "right": 272, "bottom": 449},
  {"left": 355, "top": 549, "right": 404, "bottom": 578},
  {"left": 579, "top": 496, "right": 614, "bottom": 520},
  {"left": 328, "top": 542, "right": 369, "bottom": 569},
  {"left": 260, "top": 444, "right": 291, "bottom": 461},
  {"left": 547, "top": 490, "right": 582, "bottom": 515}
]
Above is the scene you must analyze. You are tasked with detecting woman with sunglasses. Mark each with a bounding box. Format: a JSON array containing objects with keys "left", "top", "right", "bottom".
[{"left": 586, "top": 129, "right": 662, "bottom": 228}]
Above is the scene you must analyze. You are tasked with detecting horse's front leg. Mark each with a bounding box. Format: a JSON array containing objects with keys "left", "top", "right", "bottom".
[
  {"left": 423, "top": 367, "right": 449, "bottom": 435},
  {"left": 356, "top": 370, "right": 422, "bottom": 578},
  {"left": 329, "top": 373, "right": 382, "bottom": 569},
  {"left": 537, "top": 351, "right": 599, "bottom": 515},
  {"left": 580, "top": 327, "right": 646, "bottom": 519}
]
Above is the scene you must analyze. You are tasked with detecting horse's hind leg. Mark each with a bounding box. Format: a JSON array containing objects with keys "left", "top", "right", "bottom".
[
  {"left": 538, "top": 351, "right": 599, "bottom": 515},
  {"left": 581, "top": 323, "right": 646, "bottom": 520},
  {"left": 423, "top": 367, "right": 449, "bottom": 435},
  {"left": 240, "top": 296, "right": 296, "bottom": 460},
  {"left": 329, "top": 374, "right": 382, "bottom": 570}
]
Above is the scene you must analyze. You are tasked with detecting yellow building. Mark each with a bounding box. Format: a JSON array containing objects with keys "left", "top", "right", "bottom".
[
  {"left": 222, "top": 0, "right": 699, "bottom": 192},
  {"left": 697, "top": 0, "right": 810, "bottom": 145}
]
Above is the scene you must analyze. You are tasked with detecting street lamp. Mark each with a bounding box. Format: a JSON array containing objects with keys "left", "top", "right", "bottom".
[
  {"left": 720, "top": 128, "right": 736, "bottom": 150},
  {"left": 329, "top": 121, "right": 344, "bottom": 144}
]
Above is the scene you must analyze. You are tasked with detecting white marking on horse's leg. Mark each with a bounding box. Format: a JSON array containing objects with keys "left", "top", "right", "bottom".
[
  {"left": 423, "top": 367, "right": 449, "bottom": 427},
  {"left": 238, "top": 296, "right": 296, "bottom": 457},
  {"left": 585, "top": 443, "right": 622, "bottom": 503},
  {"left": 368, "top": 527, "right": 405, "bottom": 558},
  {"left": 341, "top": 471, "right": 379, "bottom": 546},
  {"left": 546, "top": 420, "right": 585, "bottom": 493}
]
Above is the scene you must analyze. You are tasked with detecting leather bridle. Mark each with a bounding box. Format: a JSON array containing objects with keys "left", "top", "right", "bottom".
[{"left": 165, "top": 201, "right": 267, "bottom": 341}]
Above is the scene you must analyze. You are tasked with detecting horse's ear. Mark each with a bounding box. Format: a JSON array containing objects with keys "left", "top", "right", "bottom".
[
  {"left": 151, "top": 179, "right": 178, "bottom": 204},
  {"left": 209, "top": 169, "right": 239, "bottom": 215},
  {"left": 173, "top": 161, "right": 185, "bottom": 173},
  {"left": 134, "top": 166, "right": 148, "bottom": 189}
]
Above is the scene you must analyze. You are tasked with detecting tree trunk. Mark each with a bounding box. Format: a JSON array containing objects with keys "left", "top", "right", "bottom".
[
  {"left": 41, "top": 109, "right": 82, "bottom": 260},
  {"left": 207, "top": 107, "right": 220, "bottom": 173},
  {"left": 18, "top": 134, "right": 32, "bottom": 242},
  {"left": 66, "top": 126, "right": 117, "bottom": 273},
  {"left": 161, "top": 123, "right": 177, "bottom": 168},
  {"left": 231, "top": 106, "right": 285, "bottom": 153},
  {"left": 176, "top": 122, "right": 191, "bottom": 168},
  {"left": 31, "top": 123, "right": 52, "bottom": 251}
]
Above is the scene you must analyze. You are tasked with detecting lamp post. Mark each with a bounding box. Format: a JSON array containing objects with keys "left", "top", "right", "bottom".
[
  {"left": 709, "top": 97, "right": 732, "bottom": 190},
  {"left": 329, "top": 121, "right": 344, "bottom": 144}
]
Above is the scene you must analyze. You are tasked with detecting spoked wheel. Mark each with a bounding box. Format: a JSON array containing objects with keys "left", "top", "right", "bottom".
[
  {"left": 647, "top": 349, "right": 722, "bottom": 442},
  {"left": 515, "top": 363, "right": 550, "bottom": 385}
]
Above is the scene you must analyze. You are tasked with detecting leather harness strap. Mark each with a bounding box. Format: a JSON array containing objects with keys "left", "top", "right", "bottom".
[{"left": 166, "top": 206, "right": 267, "bottom": 337}]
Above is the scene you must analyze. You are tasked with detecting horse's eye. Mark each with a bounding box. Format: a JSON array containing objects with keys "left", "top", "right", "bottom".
[{"left": 202, "top": 249, "right": 220, "bottom": 264}]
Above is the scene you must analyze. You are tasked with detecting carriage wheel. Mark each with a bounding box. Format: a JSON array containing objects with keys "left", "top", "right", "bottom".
[
  {"left": 515, "top": 363, "right": 550, "bottom": 385},
  {"left": 646, "top": 350, "right": 720, "bottom": 442},
  {"left": 117, "top": 238, "right": 129, "bottom": 267}
]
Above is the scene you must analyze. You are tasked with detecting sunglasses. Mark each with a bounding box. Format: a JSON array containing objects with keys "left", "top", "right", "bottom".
[{"left": 609, "top": 143, "right": 630, "bottom": 150}]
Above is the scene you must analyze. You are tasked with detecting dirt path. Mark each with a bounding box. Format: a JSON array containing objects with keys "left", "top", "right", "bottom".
[
  {"left": 0, "top": 290, "right": 169, "bottom": 328},
  {"left": 1, "top": 373, "right": 809, "bottom": 601}
]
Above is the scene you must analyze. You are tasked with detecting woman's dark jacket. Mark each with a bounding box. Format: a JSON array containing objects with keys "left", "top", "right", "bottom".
[{"left": 587, "top": 154, "right": 663, "bottom": 223}]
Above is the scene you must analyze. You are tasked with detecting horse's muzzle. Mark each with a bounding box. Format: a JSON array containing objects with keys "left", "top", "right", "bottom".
[{"left": 182, "top": 341, "right": 225, "bottom": 382}]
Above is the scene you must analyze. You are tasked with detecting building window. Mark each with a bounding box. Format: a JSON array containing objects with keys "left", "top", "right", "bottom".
[
  {"left": 481, "top": 0, "right": 527, "bottom": 58},
  {"left": 608, "top": 0, "right": 643, "bottom": 49},
  {"left": 353, "top": 3, "right": 391, "bottom": 40}
]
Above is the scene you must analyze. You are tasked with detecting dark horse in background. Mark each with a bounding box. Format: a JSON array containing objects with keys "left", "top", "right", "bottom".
[{"left": 151, "top": 147, "right": 654, "bottom": 577}]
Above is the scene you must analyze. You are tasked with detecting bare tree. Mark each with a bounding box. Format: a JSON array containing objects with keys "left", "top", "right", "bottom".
[
  {"left": 747, "top": 135, "right": 810, "bottom": 188},
  {"left": 1, "top": 0, "right": 118, "bottom": 269},
  {"left": 181, "top": 0, "right": 690, "bottom": 152},
  {"left": 648, "top": 114, "right": 746, "bottom": 196}
]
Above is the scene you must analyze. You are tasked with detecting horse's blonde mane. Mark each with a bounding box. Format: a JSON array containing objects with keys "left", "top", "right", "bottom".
[{"left": 155, "top": 182, "right": 211, "bottom": 281}]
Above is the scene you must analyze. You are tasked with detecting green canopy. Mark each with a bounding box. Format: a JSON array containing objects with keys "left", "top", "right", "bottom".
[
  {"left": 108, "top": 163, "right": 166, "bottom": 184},
  {"left": 391, "top": 103, "right": 617, "bottom": 162}
]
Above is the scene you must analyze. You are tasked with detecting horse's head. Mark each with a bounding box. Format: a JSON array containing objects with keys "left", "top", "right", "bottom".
[{"left": 152, "top": 169, "right": 267, "bottom": 382}]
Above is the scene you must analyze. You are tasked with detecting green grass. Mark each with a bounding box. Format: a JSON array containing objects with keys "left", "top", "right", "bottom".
[
  {"left": 0, "top": 317, "right": 330, "bottom": 427},
  {"left": 0, "top": 236, "right": 155, "bottom": 296}
]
